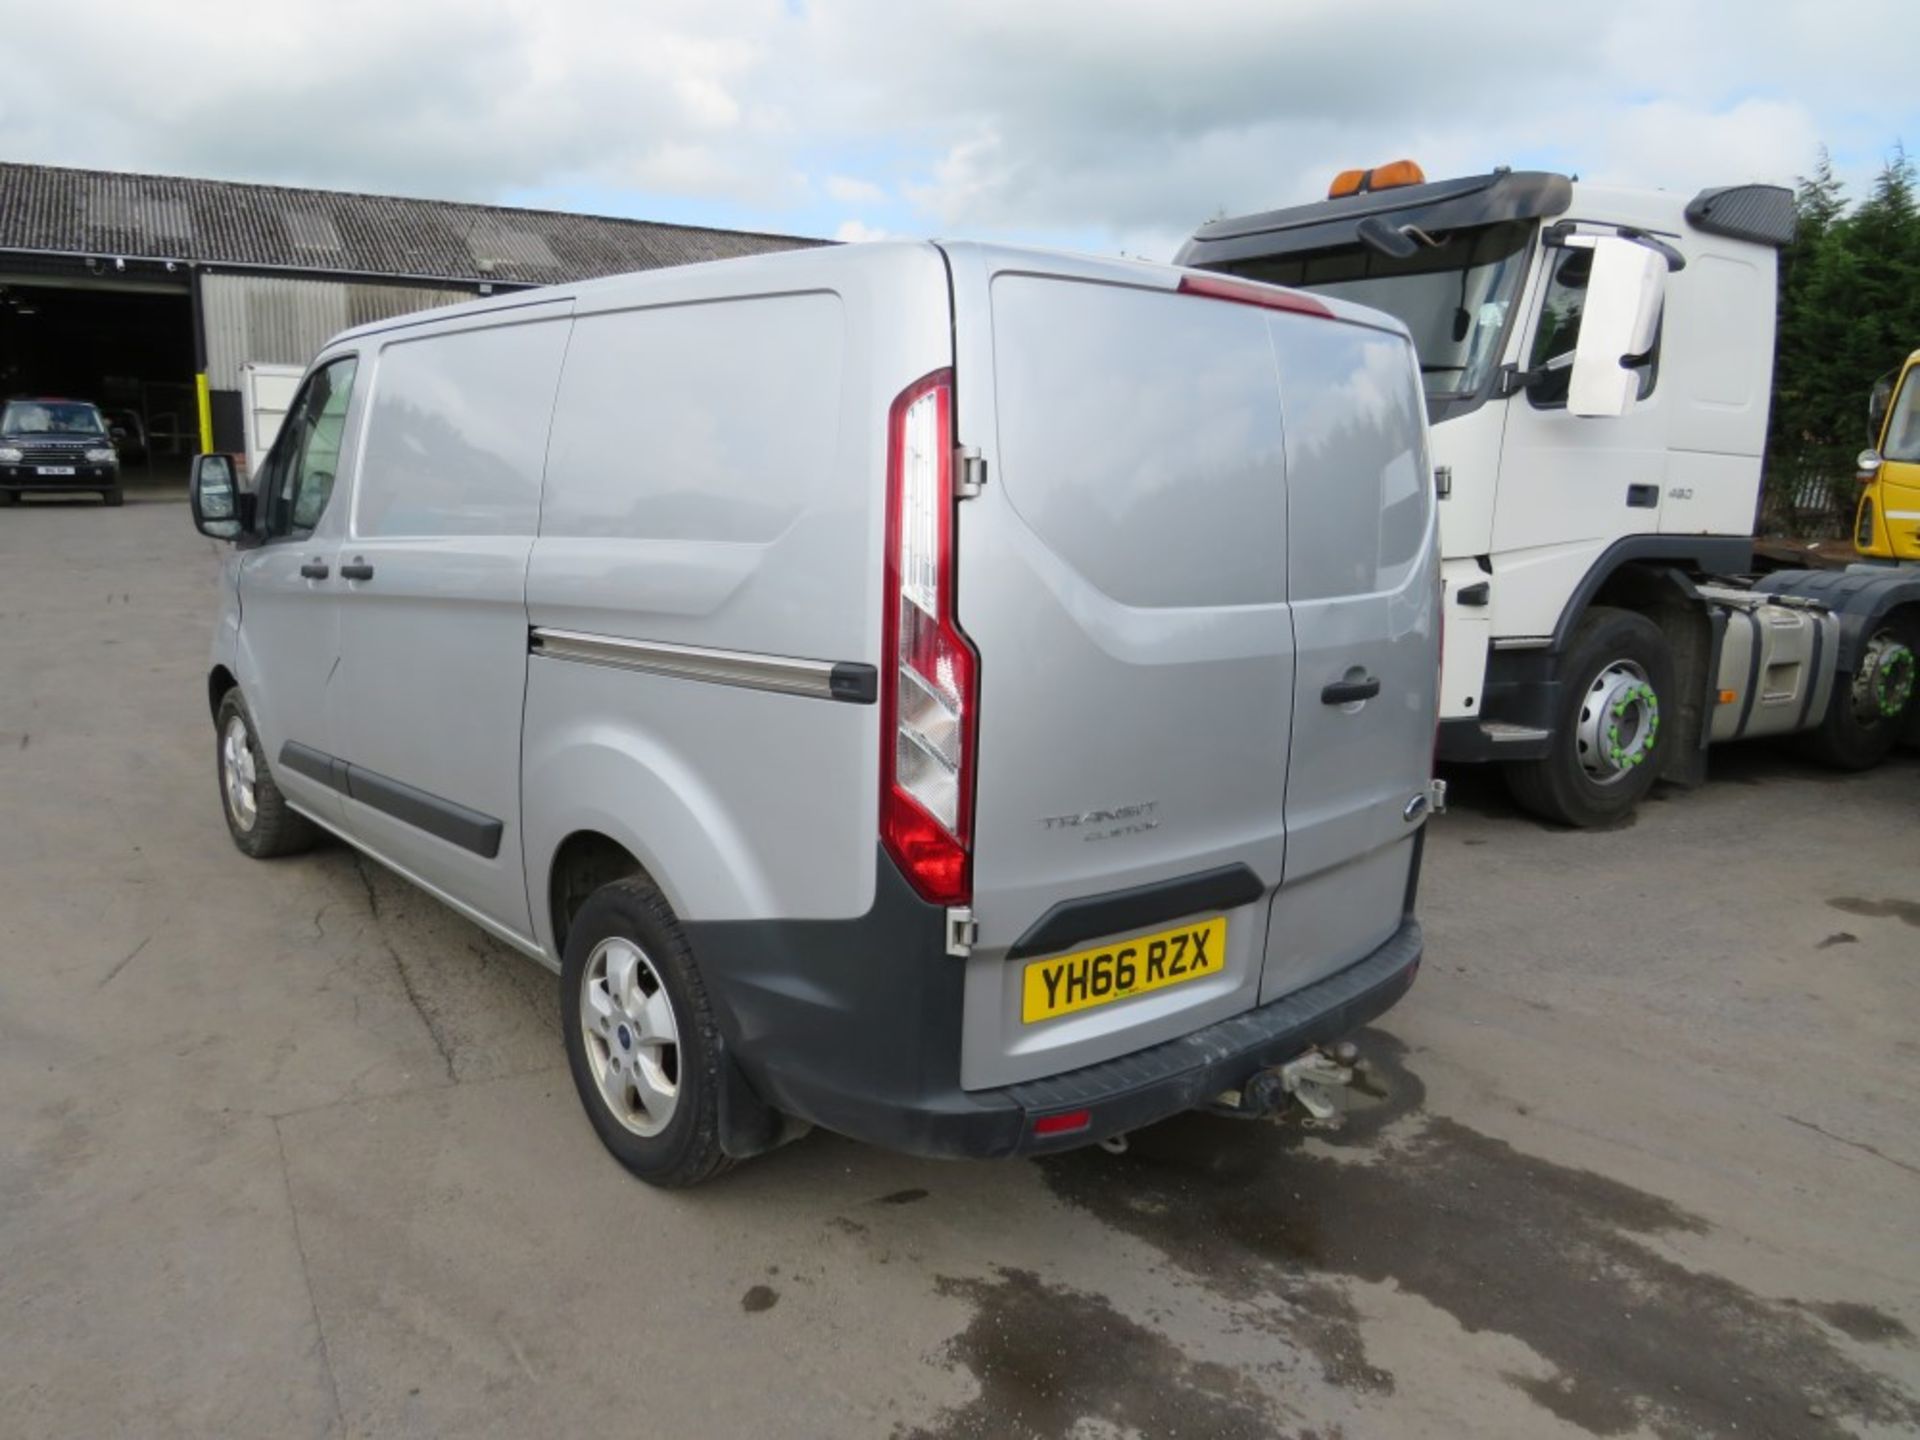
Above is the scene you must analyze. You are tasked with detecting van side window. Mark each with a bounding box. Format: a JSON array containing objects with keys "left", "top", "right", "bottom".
[
  {"left": 262, "top": 357, "right": 358, "bottom": 538},
  {"left": 1526, "top": 245, "right": 1660, "bottom": 408}
]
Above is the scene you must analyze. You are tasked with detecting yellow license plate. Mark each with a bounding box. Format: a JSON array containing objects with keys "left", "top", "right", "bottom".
[{"left": 1021, "top": 916, "right": 1228, "bottom": 1024}]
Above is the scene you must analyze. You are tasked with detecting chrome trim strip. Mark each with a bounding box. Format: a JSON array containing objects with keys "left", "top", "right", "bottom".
[{"left": 529, "top": 627, "right": 867, "bottom": 702}]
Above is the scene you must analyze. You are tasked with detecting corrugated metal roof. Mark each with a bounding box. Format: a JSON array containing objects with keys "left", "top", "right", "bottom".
[{"left": 0, "top": 162, "right": 824, "bottom": 285}]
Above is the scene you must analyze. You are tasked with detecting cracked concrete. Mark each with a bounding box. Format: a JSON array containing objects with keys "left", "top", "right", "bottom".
[
  {"left": 4, "top": 487, "right": 1918, "bottom": 1439},
  {"left": 351, "top": 853, "right": 458, "bottom": 1083}
]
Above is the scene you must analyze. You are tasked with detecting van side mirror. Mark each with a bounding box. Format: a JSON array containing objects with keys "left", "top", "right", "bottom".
[
  {"left": 1567, "top": 236, "right": 1667, "bottom": 419},
  {"left": 189, "top": 453, "right": 247, "bottom": 540}
]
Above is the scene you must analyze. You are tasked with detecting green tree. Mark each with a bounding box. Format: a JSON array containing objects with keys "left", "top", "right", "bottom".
[{"left": 1764, "top": 143, "right": 1920, "bottom": 535}]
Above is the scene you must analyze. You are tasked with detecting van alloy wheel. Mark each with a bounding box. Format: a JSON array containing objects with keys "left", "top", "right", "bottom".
[
  {"left": 581, "top": 936, "right": 681, "bottom": 1137},
  {"left": 1574, "top": 658, "right": 1659, "bottom": 785},
  {"left": 222, "top": 715, "right": 259, "bottom": 832},
  {"left": 212, "top": 690, "right": 319, "bottom": 858}
]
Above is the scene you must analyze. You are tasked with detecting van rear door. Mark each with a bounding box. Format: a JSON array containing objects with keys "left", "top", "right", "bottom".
[
  {"left": 1264, "top": 315, "right": 1437, "bottom": 1002},
  {"left": 942, "top": 246, "right": 1296, "bottom": 1090}
]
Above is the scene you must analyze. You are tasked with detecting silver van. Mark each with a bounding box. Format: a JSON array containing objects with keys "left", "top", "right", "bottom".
[{"left": 189, "top": 242, "right": 1440, "bottom": 1187}]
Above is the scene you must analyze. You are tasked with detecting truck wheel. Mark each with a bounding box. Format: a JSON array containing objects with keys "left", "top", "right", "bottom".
[
  {"left": 1801, "top": 619, "right": 1917, "bottom": 770},
  {"left": 561, "top": 876, "right": 733, "bottom": 1189},
  {"left": 1506, "top": 606, "right": 1674, "bottom": 828},
  {"left": 215, "top": 690, "right": 319, "bottom": 858}
]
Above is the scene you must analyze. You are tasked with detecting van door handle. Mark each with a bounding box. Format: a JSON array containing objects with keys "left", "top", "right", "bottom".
[
  {"left": 299, "top": 560, "right": 330, "bottom": 580},
  {"left": 1321, "top": 675, "right": 1381, "bottom": 705},
  {"left": 339, "top": 559, "right": 375, "bottom": 581}
]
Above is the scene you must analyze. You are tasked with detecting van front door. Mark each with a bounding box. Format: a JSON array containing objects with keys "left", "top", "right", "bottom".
[
  {"left": 1264, "top": 315, "right": 1439, "bottom": 1003},
  {"left": 234, "top": 355, "right": 361, "bottom": 828},
  {"left": 329, "top": 311, "right": 572, "bottom": 942}
]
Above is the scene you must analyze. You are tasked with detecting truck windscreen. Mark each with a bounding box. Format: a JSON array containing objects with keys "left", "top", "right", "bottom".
[{"left": 1219, "top": 219, "right": 1533, "bottom": 402}]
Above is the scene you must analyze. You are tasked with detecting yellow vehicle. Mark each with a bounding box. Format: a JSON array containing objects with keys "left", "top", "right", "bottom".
[{"left": 1856, "top": 350, "right": 1920, "bottom": 561}]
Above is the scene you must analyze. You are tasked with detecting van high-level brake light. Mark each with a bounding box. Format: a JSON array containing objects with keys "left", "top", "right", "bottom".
[
  {"left": 1177, "top": 274, "right": 1332, "bottom": 319},
  {"left": 880, "top": 369, "right": 978, "bottom": 905}
]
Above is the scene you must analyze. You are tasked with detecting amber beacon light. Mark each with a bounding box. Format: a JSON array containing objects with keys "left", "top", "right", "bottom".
[{"left": 1328, "top": 159, "right": 1427, "bottom": 199}]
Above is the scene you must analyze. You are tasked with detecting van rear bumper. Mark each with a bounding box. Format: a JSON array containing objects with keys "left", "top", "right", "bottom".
[{"left": 684, "top": 853, "right": 1423, "bottom": 1161}]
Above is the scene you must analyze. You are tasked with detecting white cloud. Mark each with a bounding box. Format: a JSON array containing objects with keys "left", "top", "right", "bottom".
[
  {"left": 1, "top": 0, "right": 1915, "bottom": 255},
  {"left": 833, "top": 218, "right": 891, "bottom": 242},
  {"left": 825, "top": 175, "right": 886, "bottom": 205}
]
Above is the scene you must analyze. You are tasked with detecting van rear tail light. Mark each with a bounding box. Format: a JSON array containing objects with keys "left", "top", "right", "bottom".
[{"left": 881, "top": 370, "right": 978, "bottom": 905}]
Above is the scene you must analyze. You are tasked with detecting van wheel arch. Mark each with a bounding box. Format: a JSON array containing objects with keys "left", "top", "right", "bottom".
[
  {"left": 548, "top": 830, "right": 652, "bottom": 955},
  {"left": 545, "top": 831, "right": 800, "bottom": 1167},
  {"left": 208, "top": 665, "right": 239, "bottom": 723}
]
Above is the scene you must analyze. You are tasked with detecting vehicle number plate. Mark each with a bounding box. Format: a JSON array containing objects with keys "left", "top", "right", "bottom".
[
  {"left": 36, "top": 466, "right": 76, "bottom": 475},
  {"left": 1021, "top": 916, "right": 1227, "bottom": 1024}
]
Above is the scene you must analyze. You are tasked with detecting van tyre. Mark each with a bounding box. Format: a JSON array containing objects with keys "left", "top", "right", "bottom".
[
  {"left": 215, "top": 690, "right": 319, "bottom": 858},
  {"left": 1802, "top": 617, "right": 1918, "bottom": 770},
  {"left": 561, "top": 877, "right": 732, "bottom": 1189},
  {"left": 1506, "top": 606, "right": 1674, "bottom": 828}
]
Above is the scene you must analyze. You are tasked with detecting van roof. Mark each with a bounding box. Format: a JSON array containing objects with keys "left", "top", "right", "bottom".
[{"left": 323, "top": 238, "right": 1412, "bottom": 354}]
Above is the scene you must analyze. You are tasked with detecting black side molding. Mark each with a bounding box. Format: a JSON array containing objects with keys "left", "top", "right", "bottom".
[
  {"left": 279, "top": 740, "right": 350, "bottom": 793},
  {"left": 1006, "top": 863, "right": 1267, "bottom": 960},
  {"left": 276, "top": 742, "right": 503, "bottom": 859}
]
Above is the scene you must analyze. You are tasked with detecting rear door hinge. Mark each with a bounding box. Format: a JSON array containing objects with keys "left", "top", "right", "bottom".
[
  {"left": 945, "top": 905, "right": 978, "bottom": 957},
  {"left": 955, "top": 446, "right": 987, "bottom": 500}
]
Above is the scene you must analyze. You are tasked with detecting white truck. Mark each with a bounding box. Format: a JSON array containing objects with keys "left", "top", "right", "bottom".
[{"left": 1179, "top": 165, "right": 1920, "bottom": 826}]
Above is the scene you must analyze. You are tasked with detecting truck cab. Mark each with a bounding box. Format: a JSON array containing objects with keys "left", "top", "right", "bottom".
[
  {"left": 1177, "top": 166, "right": 1920, "bottom": 825},
  {"left": 1857, "top": 350, "right": 1920, "bottom": 561}
]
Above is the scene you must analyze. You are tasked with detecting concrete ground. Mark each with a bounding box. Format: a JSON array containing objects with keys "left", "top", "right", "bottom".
[{"left": 3, "top": 484, "right": 1917, "bottom": 1440}]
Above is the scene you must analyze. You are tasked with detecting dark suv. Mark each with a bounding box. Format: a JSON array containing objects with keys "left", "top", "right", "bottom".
[{"left": 0, "top": 398, "right": 123, "bottom": 506}]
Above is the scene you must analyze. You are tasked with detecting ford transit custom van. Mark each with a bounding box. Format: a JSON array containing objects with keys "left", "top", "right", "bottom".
[{"left": 190, "top": 241, "right": 1440, "bottom": 1187}]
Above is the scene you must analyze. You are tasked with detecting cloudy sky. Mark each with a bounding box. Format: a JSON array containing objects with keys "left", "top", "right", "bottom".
[{"left": 3, "top": 0, "right": 1916, "bottom": 258}]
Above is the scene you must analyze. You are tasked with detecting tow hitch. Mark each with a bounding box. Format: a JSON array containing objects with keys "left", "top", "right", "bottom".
[{"left": 1207, "top": 1042, "right": 1364, "bottom": 1130}]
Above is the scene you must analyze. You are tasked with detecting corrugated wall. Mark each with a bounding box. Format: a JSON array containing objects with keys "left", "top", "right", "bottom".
[{"left": 201, "top": 274, "right": 471, "bottom": 389}]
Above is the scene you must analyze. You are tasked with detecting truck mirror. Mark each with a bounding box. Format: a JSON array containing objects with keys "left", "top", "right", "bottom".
[{"left": 1567, "top": 236, "right": 1667, "bottom": 419}]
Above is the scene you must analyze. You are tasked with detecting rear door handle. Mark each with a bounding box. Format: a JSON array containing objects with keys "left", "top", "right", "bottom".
[
  {"left": 339, "top": 559, "right": 375, "bottom": 581},
  {"left": 299, "top": 560, "right": 330, "bottom": 580},
  {"left": 1321, "top": 675, "right": 1381, "bottom": 705}
]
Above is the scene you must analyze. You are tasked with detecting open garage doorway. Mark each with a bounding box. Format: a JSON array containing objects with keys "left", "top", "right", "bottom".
[{"left": 0, "top": 273, "right": 196, "bottom": 488}]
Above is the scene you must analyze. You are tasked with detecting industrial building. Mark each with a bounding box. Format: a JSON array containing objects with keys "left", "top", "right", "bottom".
[{"left": 0, "top": 162, "right": 820, "bottom": 459}]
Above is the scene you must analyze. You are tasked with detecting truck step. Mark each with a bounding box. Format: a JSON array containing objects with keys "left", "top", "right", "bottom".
[{"left": 1479, "top": 722, "right": 1551, "bottom": 744}]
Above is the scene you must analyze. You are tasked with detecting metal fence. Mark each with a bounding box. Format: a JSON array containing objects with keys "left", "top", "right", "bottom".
[{"left": 1761, "top": 460, "right": 1854, "bottom": 540}]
